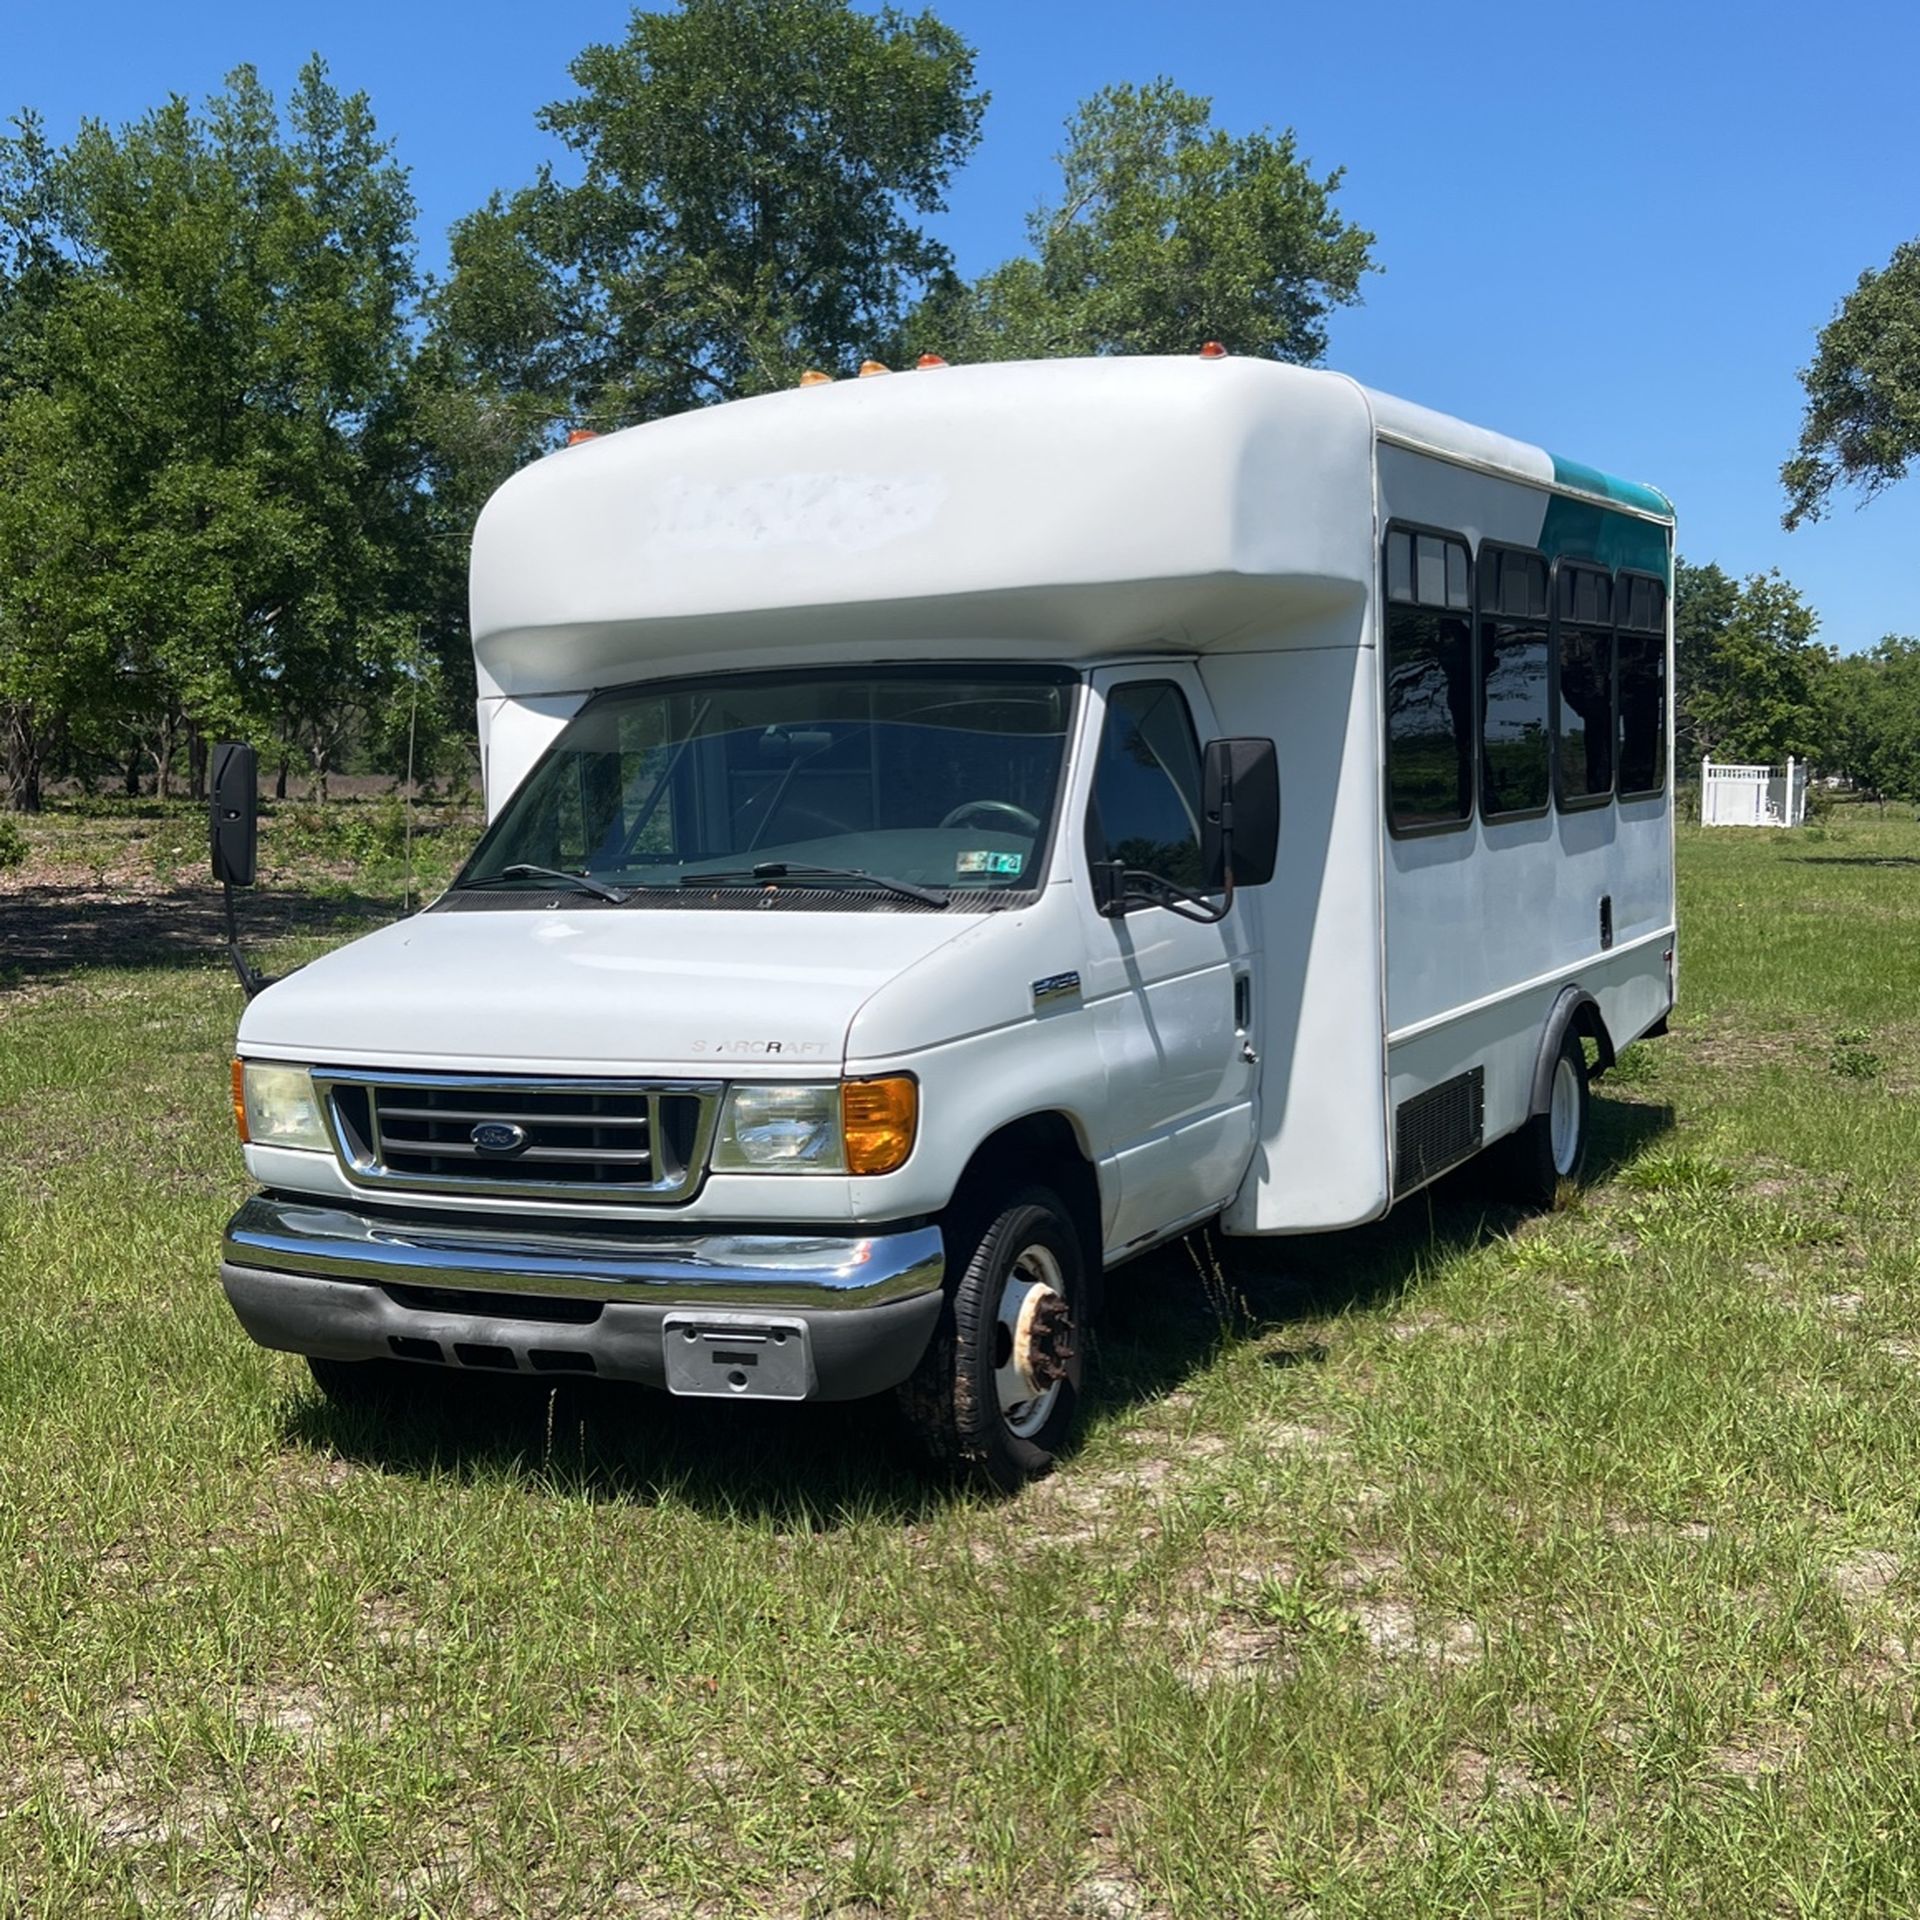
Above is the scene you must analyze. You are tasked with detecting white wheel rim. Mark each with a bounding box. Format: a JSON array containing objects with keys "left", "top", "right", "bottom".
[
  {"left": 994, "top": 1244, "right": 1069, "bottom": 1440},
  {"left": 1549, "top": 1055, "right": 1581, "bottom": 1175}
]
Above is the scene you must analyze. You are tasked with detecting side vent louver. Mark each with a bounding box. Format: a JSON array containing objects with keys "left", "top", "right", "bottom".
[{"left": 1394, "top": 1067, "right": 1485, "bottom": 1195}]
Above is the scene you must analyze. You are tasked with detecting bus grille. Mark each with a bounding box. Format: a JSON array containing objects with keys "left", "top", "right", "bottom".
[{"left": 314, "top": 1073, "right": 722, "bottom": 1204}]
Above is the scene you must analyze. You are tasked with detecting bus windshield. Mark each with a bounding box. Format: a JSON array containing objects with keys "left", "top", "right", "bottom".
[{"left": 456, "top": 665, "right": 1079, "bottom": 903}]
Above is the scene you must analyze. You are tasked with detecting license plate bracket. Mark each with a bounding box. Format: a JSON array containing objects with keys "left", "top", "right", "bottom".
[{"left": 662, "top": 1312, "right": 814, "bottom": 1400}]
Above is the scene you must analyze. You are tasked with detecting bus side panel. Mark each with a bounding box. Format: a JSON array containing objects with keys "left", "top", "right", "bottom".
[
  {"left": 1207, "top": 620, "right": 1390, "bottom": 1235},
  {"left": 1386, "top": 938, "right": 1671, "bottom": 1175},
  {"left": 1374, "top": 448, "right": 1675, "bottom": 1170}
]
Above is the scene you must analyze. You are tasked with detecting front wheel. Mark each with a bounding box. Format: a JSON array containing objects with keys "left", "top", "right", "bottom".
[
  {"left": 897, "top": 1186, "right": 1087, "bottom": 1491},
  {"left": 1493, "top": 1028, "right": 1589, "bottom": 1209}
]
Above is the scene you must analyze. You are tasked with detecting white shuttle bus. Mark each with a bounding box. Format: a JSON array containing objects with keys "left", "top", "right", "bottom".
[{"left": 215, "top": 354, "right": 1675, "bottom": 1488}]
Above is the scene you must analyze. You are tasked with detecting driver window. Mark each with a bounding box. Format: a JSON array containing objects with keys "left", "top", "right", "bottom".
[{"left": 1087, "top": 682, "right": 1204, "bottom": 888}]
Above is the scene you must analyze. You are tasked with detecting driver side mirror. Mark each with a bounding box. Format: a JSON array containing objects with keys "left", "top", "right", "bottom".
[
  {"left": 210, "top": 742, "right": 258, "bottom": 888},
  {"left": 1201, "top": 737, "right": 1279, "bottom": 891}
]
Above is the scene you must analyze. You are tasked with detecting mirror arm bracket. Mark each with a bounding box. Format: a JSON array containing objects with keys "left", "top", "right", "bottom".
[
  {"left": 223, "top": 879, "right": 271, "bottom": 998},
  {"left": 1095, "top": 846, "right": 1234, "bottom": 927}
]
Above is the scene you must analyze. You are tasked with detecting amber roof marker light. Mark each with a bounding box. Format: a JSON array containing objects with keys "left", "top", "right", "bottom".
[
  {"left": 1199, "top": 341, "right": 1228, "bottom": 359},
  {"left": 858, "top": 360, "right": 890, "bottom": 377},
  {"left": 566, "top": 427, "right": 599, "bottom": 445},
  {"left": 798, "top": 369, "right": 833, "bottom": 387},
  {"left": 916, "top": 353, "right": 949, "bottom": 369}
]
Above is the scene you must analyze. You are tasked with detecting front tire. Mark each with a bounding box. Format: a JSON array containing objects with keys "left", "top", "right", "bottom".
[
  {"left": 897, "top": 1186, "right": 1087, "bottom": 1491},
  {"left": 1495, "top": 1028, "right": 1590, "bottom": 1208}
]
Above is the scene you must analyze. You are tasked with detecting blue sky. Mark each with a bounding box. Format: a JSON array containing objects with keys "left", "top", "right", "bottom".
[{"left": 4, "top": 0, "right": 1915, "bottom": 649}]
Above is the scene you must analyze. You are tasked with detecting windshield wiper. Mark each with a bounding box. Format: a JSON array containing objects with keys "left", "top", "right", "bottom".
[
  {"left": 460, "top": 864, "right": 628, "bottom": 902},
  {"left": 677, "top": 862, "right": 947, "bottom": 908}
]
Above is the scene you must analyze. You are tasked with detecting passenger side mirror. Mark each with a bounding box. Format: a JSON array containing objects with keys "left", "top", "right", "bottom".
[
  {"left": 210, "top": 742, "right": 258, "bottom": 888},
  {"left": 1201, "top": 737, "right": 1279, "bottom": 891}
]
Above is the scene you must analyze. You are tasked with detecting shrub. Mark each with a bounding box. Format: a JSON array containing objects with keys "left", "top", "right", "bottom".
[
  {"left": 0, "top": 815, "right": 26, "bottom": 872},
  {"left": 1830, "top": 1028, "right": 1883, "bottom": 1080},
  {"left": 270, "top": 796, "right": 410, "bottom": 867}
]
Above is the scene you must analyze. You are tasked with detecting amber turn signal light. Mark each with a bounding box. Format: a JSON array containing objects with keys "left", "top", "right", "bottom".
[
  {"left": 842, "top": 1075, "right": 918, "bottom": 1176},
  {"left": 231, "top": 1057, "right": 250, "bottom": 1143}
]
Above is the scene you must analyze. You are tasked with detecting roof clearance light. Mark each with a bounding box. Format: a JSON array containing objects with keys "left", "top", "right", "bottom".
[
  {"left": 799, "top": 370, "right": 833, "bottom": 387},
  {"left": 1199, "top": 341, "right": 1228, "bottom": 359},
  {"left": 916, "top": 353, "right": 949, "bottom": 369},
  {"left": 566, "top": 428, "right": 599, "bottom": 445},
  {"left": 858, "top": 360, "right": 890, "bottom": 377}
]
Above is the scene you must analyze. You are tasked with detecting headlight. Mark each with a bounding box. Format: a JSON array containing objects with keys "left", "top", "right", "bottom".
[
  {"left": 711, "top": 1076, "right": 919, "bottom": 1176},
  {"left": 238, "top": 1060, "right": 330, "bottom": 1153},
  {"left": 714, "top": 1084, "right": 844, "bottom": 1171}
]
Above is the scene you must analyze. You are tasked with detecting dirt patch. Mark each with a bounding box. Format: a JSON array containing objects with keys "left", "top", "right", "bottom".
[
  {"left": 56, "top": 1757, "right": 224, "bottom": 1849},
  {"left": 0, "top": 880, "right": 387, "bottom": 991},
  {"left": 1707, "top": 1734, "right": 1804, "bottom": 1782},
  {"left": 1447, "top": 1745, "right": 1571, "bottom": 1808},
  {"left": 1067, "top": 1870, "right": 1165, "bottom": 1918},
  {"left": 204, "top": 1890, "right": 326, "bottom": 1920},
  {"left": 1676, "top": 1015, "right": 1812, "bottom": 1075},
  {"left": 1831, "top": 1550, "right": 1902, "bottom": 1609},
  {"left": 235, "top": 1683, "right": 337, "bottom": 1744}
]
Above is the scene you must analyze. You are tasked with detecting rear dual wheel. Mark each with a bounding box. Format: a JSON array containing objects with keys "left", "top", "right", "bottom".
[{"left": 898, "top": 1186, "right": 1087, "bottom": 1492}]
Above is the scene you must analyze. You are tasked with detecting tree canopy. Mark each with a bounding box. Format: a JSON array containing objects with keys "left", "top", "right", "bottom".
[
  {"left": 1674, "top": 559, "right": 1827, "bottom": 767},
  {"left": 431, "top": 0, "right": 985, "bottom": 438},
  {"left": 924, "top": 80, "right": 1375, "bottom": 364},
  {"left": 1782, "top": 238, "right": 1920, "bottom": 528},
  {"left": 0, "top": 61, "right": 427, "bottom": 806},
  {"left": 1815, "top": 636, "right": 1920, "bottom": 803}
]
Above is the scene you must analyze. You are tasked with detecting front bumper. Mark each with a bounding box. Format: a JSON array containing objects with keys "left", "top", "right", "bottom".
[{"left": 220, "top": 1194, "right": 945, "bottom": 1401}]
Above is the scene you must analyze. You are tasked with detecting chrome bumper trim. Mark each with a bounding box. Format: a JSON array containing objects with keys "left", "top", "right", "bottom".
[{"left": 222, "top": 1194, "right": 943, "bottom": 1310}]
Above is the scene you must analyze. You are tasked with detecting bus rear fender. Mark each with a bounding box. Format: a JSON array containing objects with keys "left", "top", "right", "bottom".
[{"left": 1529, "top": 987, "right": 1616, "bottom": 1113}]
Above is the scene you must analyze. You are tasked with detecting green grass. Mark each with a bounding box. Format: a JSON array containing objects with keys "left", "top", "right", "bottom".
[{"left": 5, "top": 812, "right": 1920, "bottom": 1916}]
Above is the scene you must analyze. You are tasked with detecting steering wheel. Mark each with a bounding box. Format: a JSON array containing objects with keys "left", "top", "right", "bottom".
[{"left": 939, "top": 799, "right": 1041, "bottom": 834}]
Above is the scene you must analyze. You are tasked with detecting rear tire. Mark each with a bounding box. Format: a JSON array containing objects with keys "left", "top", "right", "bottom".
[
  {"left": 1494, "top": 1028, "right": 1589, "bottom": 1209},
  {"left": 897, "top": 1186, "right": 1087, "bottom": 1492}
]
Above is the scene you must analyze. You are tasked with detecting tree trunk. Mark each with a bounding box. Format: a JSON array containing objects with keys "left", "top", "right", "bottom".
[
  {"left": 187, "top": 725, "right": 207, "bottom": 803},
  {"left": 3, "top": 704, "right": 43, "bottom": 814},
  {"left": 154, "top": 709, "right": 176, "bottom": 801},
  {"left": 124, "top": 746, "right": 142, "bottom": 797},
  {"left": 275, "top": 752, "right": 289, "bottom": 802}
]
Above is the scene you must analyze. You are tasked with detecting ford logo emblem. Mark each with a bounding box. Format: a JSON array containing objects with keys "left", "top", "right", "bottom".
[{"left": 471, "top": 1121, "right": 528, "bottom": 1156}]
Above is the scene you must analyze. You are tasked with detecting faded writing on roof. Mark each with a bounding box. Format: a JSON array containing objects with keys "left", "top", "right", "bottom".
[{"left": 645, "top": 472, "right": 946, "bottom": 555}]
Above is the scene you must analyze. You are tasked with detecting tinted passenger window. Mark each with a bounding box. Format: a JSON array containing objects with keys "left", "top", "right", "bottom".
[
  {"left": 1477, "top": 548, "right": 1550, "bottom": 817},
  {"left": 1616, "top": 573, "right": 1668, "bottom": 798},
  {"left": 1555, "top": 564, "right": 1614, "bottom": 804},
  {"left": 1384, "top": 528, "right": 1473, "bottom": 831},
  {"left": 1088, "top": 682, "right": 1204, "bottom": 888}
]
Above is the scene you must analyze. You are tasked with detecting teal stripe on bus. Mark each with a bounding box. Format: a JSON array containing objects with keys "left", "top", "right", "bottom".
[
  {"left": 1541, "top": 456, "right": 1673, "bottom": 582},
  {"left": 1548, "top": 455, "right": 1674, "bottom": 521}
]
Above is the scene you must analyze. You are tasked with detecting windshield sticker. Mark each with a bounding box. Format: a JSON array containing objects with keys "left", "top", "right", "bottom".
[{"left": 957, "top": 850, "right": 1023, "bottom": 877}]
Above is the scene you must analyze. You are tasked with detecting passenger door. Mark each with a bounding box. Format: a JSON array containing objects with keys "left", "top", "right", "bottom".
[{"left": 1077, "top": 670, "right": 1259, "bottom": 1256}]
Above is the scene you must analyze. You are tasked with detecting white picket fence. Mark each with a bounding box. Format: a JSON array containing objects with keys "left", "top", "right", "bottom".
[{"left": 1701, "top": 756, "right": 1808, "bottom": 828}]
